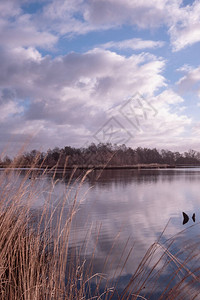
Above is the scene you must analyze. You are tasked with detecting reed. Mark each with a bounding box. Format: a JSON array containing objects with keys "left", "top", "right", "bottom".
[
  {"left": 0, "top": 160, "right": 200, "bottom": 299},
  {"left": 0, "top": 160, "right": 97, "bottom": 299}
]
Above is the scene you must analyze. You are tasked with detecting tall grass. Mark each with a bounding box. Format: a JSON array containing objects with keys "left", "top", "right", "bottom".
[
  {"left": 1, "top": 161, "right": 200, "bottom": 299},
  {"left": 0, "top": 162, "right": 98, "bottom": 299}
]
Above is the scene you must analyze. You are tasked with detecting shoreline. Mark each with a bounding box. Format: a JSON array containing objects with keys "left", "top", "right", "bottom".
[{"left": 1, "top": 163, "right": 200, "bottom": 170}]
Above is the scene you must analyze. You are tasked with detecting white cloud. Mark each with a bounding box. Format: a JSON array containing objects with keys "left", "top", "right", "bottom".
[
  {"left": 29, "top": 1, "right": 169, "bottom": 38},
  {"left": 0, "top": 0, "right": 198, "bottom": 153},
  {"left": 0, "top": 2, "right": 57, "bottom": 49},
  {"left": 176, "top": 64, "right": 193, "bottom": 73},
  {"left": 38, "top": 0, "right": 200, "bottom": 52},
  {"left": 99, "top": 38, "right": 165, "bottom": 51},
  {"left": 127, "top": 90, "right": 191, "bottom": 149},
  {"left": 155, "top": 89, "right": 184, "bottom": 105},
  {"left": 0, "top": 43, "right": 193, "bottom": 153},
  {"left": 35, "top": 0, "right": 175, "bottom": 38},
  {"left": 0, "top": 1, "right": 21, "bottom": 17},
  {"left": 171, "top": 24, "right": 200, "bottom": 52},
  {"left": 176, "top": 65, "right": 200, "bottom": 96},
  {"left": 0, "top": 23, "right": 57, "bottom": 48},
  {"left": 1, "top": 0, "right": 200, "bottom": 52},
  {"left": 0, "top": 101, "right": 23, "bottom": 122},
  {"left": 168, "top": 1, "right": 200, "bottom": 51},
  {"left": 83, "top": 0, "right": 169, "bottom": 28}
]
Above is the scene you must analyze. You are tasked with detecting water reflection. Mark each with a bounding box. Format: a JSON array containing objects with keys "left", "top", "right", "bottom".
[
  {"left": 1, "top": 168, "right": 200, "bottom": 298},
  {"left": 66, "top": 168, "right": 200, "bottom": 297},
  {"left": 59, "top": 168, "right": 200, "bottom": 186}
]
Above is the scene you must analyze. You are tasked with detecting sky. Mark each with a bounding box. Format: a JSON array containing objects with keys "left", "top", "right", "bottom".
[{"left": 1, "top": 0, "right": 200, "bottom": 155}]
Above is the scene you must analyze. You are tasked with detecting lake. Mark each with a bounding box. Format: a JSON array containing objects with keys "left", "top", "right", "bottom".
[{"left": 1, "top": 167, "right": 200, "bottom": 298}]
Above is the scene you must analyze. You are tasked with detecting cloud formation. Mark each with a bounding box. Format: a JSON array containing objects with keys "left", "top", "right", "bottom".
[
  {"left": 168, "top": 0, "right": 200, "bottom": 51},
  {"left": 37, "top": 0, "right": 200, "bottom": 51},
  {"left": 99, "top": 38, "right": 165, "bottom": 51},
  {"left": 1, "top": 1, "right": 200, "bottom": 51},
  {"left": 0, "top": 43, "right": 191, "bottom": 153},
  {"left": 0, "top": 0, "right": 199, "bottom": 154},
  {"left": 177, "top": 65, "right": 200, "bottom": 96}
]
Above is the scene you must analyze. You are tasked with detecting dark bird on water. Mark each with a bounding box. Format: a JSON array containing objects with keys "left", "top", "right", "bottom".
[
  {"left": 182, "top": 212, "right": 189, "bottom": 225},
  {"left": 192, "top": 213, "right": 196, "bottom": 222}
]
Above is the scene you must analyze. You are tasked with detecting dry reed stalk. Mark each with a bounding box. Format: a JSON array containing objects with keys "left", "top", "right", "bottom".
[{"left": 1, "top": 158, "right": 200, "bottom": 299}]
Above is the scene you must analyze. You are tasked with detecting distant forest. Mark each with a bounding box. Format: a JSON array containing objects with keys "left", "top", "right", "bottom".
[{"left": 1, "top": 143, "right": 200, "bottom": 168}]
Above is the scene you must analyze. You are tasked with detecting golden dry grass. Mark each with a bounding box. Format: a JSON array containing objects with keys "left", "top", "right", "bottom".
[
  {"left": 1, "top": 161, "right": 200, "bottom": 299},
  {"left": 0, "top": 162, "right": 99, "bottom": 299}
]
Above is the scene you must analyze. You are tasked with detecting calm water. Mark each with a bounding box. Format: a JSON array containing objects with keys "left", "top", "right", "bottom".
[{"left": 1, "top": 167, "right": 200, "bottom": 298}]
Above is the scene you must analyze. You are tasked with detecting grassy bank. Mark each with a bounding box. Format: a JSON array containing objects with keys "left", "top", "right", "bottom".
[
  {"left": 0, "top": 165, "right": 200, "bottom": 299},
  {"left": 0, "top": 163, "right": 175, "bottom": 170}
]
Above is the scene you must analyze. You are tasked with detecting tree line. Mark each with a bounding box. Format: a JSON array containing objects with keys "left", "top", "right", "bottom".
[{"left": 1, "top": 143, "right": 200, "bottom": 167}]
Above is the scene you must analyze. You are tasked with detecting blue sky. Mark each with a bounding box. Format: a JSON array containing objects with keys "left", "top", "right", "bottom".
[{"left": 1, "top": 0, "right": 200, "bottom": 154}]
